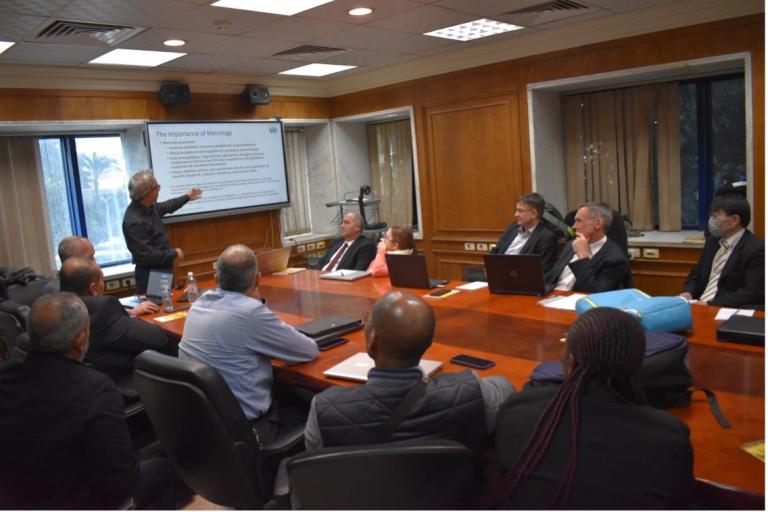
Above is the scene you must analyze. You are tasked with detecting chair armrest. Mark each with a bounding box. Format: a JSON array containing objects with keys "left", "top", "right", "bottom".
[{"left": 261, "top": 423, "right": 305, "bottom": 455}]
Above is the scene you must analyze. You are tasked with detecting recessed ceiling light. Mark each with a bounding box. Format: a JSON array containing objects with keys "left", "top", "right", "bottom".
[
  {"left": 89, "top": 49, "right": 186, "bottom": 67},
  {"left": 279, "top": 63, "right": 356, "bottom": 77},
  {"left": 424, "top": 18, "right": 523, "bottom": 41},
  {"left": 348, "top": 7, "right": 372, "bottom": 16},
  {"left": 211, "top": 0, "right": 333, "bottom": 16},
  {"left": 0, "top": 41, "right": 15, "bottom": 55},
  {"left": 163, "top": 39, "right": 186, "bottom": 47}
]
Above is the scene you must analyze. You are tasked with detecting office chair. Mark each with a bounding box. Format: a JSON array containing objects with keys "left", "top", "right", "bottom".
[
  {"left": 564, "top": 208, "right": 629, "bottom": 255},
  {"left": 5, "top": 277, "right": 55, "bottom": 306},
  {"left": 357, "top": 185, "right": 387, "bottom": 233},
  {"left": 133, "top": 350, "right": 305, "bottom": 509},
  {"left": 0, "top": 300, "right": 30, "bottom": 361},
  {"left": 287, "top": 439, "right": 474, "bottom": 510},
  {"left": 691, "top": 478, "right": 764, "bottom": 510}
]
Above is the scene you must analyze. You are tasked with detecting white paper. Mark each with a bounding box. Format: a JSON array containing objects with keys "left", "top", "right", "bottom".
[
  {"left": 715, "top": 308, "right": 739, "bottom": 320},
  {"left": 539, "top": 293, "right": 586, "bottom": 311},
  {"left": 455, "top": 281, "right": 488, "bottom": 291}
]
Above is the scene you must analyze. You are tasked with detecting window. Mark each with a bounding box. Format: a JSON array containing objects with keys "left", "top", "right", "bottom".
[{"left": 39, "top": 135, "right": 132, "bottom": 266}]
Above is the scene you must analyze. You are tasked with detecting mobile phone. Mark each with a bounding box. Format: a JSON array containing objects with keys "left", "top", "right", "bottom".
[
  {"left": 429, "top": 288, "right": 453, "bottom": 297},
  {"left": 450, "top": 354, "right": 495, "bottom": 370}
]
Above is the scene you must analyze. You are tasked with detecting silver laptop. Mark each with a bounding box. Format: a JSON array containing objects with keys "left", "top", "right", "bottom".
[
  {"left": 319, "top": 269, "right": 371, "bottom": 281},
  {"left": 119, "top": 270, "right": 173, "bottom": 308},
  {"left": 257, "top": 247, "right": 291, "bottom": 275},
  {"left": 323, "top": 352, "right": 443, "bottom": 382}
]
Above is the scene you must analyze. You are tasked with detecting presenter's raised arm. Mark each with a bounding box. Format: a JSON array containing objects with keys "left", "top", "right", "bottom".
[{"left": 187, "top": 187, "right": 203, "bottom": 201}]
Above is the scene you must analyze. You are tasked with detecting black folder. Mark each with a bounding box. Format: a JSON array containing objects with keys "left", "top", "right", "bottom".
[
  {"left": 295, "top": 315, "right": 363, "bottom": 348},
  {"left": 716, "top": 315, "right": 764, "bottom": 346}
]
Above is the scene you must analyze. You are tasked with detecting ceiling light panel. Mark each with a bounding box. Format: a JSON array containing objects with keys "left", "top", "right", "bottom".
[
  {"left": 89, "top": 49, "right": 186, "bottom": 67},
  {"left": 279, "top": 63, "right": 355, "bottom": 76},
  {"left": 424, "top": 18, "right": 523, "bottom": 41},
  {"left": 211, "top": 0, "right": 334, "bottom": 16}
]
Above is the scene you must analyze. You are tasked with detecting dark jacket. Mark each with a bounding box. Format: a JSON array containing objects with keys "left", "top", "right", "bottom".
[
  {"left": 682, "top": 230, "right": 764, "bottom": 308},
  {"left": 82, "top": 295, "right": 176, "bottom": 397},
  {"left": 315, "top": 236, "right": 377, "bottom": 271},
  {"left": 313, "top": 369, "right": 487, "bottom": 450},
  {"left": 0, "top": 352, "right": 138, "bottom": 509},
  {"left": 122, "top": 195, "right": 189, "bottom": 268},
  {"left": 491, "top": 222, "right": 559, "bottom": 274},
  {"left": 545, "top": 237, "right": 630, "bottom": 293},
  {"left": 495, "top": 382, "right": 693, "bottom": 509}
]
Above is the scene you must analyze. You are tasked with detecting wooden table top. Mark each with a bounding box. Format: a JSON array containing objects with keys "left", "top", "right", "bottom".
[{"left": 146, "top": 270, "right": 765, "bottom": 494}]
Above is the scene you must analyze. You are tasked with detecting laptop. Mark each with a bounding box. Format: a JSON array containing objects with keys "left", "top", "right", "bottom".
[
  {"left": 716, "top": 315, "right": 764, "bottom": 346},
  {"left": 323, "top": 352, "right": 443, "bottom": 382},
  {"left": 386, "top": 254, "right": 448, "bottom": 289},
  {"left": 295, "top": 315, "right": 364, "bottom": 348},
  {"left": 319, "top": 270, "right": 371, "bottom": 281},
  {"left": 257, "top": 247, "right": 291, "bottom": 275},
  {"left": 119, "top": 270, "right": 173, "bottom": 308},
  {"left": 484, "top": 254, "right": 554, "bottom": 296}
]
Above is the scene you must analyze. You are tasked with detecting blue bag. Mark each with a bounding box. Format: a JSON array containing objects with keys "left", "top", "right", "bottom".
[{"left": 575, "top": 288, "right": 692, "bottom": 332}]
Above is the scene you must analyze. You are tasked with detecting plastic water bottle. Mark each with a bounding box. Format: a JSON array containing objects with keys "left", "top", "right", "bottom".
[
  {"left": 186, "top": 271, "right": 199, "bottom": 304},
  {"left": 160, "top": 280, "right": 174, "bottom": 312}
]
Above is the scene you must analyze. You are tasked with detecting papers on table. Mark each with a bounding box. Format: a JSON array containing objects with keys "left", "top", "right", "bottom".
[
  {"left": 741, "top": 440, "right": 765, "bottom": 462},
  {"left": 538, "top": 293, "right": 586, "bottom": 311},
  {"left": 715, "top": 308, "right": 756, "bottom": 321},
  {"left": 273, "top": 267, "right": 305, "bottom": 276},
  {"left": 154, "top": 311, "right": 188, "bottom": 323},
  {"left": 455, "top": 281, "right": 488, "bottom": 291}
]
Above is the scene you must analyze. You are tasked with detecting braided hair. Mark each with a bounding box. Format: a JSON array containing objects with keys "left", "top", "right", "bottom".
[{"left": 503, "top": 308, "right": 646, "bottom": 508}]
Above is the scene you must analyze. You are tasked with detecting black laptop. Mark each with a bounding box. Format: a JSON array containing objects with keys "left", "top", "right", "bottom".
[
  {"left": 295, "top": 315, "right": 363, "bottom": 349},
  {"left": 484, "top": 254, "right": 554, "bottom": 296},
  {"left": 716, "top": 315, "right": 764, "bottom": 346},
  {"left": 386, "top": 254, "right": 448, "bottom": 289},
  {"left": 119, "top": 270, "right": 173, "bottom": 308}
]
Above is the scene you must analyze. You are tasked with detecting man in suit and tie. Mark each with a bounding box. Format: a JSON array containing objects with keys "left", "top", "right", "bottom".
[
  {"left": 491, "top": 192, "right": 559, "bottom": 273},
  {"left": 545, "top": 202, "right": 629, "bottom": 293},
  {"left": 680, "top": 193, "right": 764, "bottom": 307},
  {"left": 315, "top": 211, "right": 376, "bottom": 272}
]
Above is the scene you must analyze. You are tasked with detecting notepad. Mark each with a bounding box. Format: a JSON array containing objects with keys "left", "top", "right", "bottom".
[
  {"left": 154, "top": 311, "right": 188, "bottom": 323},
  {"left": 539, "top": 293, "right": 586, "bottom": 311},
  {"left": 741, "top": 440, "right": 765, "bottom": 462}
]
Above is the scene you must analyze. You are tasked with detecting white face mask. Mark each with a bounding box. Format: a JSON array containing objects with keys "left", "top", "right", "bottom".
[{"left": 708, "top": 214, "right": 732, "bottom": 238}]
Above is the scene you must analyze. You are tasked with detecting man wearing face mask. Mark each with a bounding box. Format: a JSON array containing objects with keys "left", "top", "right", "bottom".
[{"left": 680, "top": 192, "right": 764, "bottom": 307}]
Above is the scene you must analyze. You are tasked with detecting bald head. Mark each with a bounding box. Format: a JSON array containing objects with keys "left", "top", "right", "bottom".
[
  {"left": 29, "top": 292, "right": 89, "bottom": 357},
  {"left": 60, "top": 257, "right": 102, "bottom": 296},
  {"left": 216, "top": 244, "right": 258, "bottom": 293},
  {"left": 366, "top": 291, "right": 435, "bottom": 368},
  {"left": 58, "top": 236, "right": 95, "bottom": 264}
]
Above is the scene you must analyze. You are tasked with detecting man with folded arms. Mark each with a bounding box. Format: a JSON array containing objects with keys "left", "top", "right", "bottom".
[{"left": 314, "top": 212, "right": 376, "bottom": 272}]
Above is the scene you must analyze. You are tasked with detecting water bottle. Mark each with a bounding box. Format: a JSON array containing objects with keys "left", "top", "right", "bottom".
[
  {"left": 186, "top": 271, "right": 199, "bottom": 304},
  {"left": 160, "top": 279, "right": 174, "bottom": 313}
]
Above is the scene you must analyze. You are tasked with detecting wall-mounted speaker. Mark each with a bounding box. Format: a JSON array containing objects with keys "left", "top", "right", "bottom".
[
  {"left": 158, "top": 83, "right": 190, "bottom": 106},
  {"left": 242, "top": 84, "right": 270, "bottom": 105}
]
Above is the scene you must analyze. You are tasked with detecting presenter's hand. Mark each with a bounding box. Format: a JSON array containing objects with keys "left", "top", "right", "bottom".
[
  {"left": 175, "top": 248, "right": 185, "bottom": 262},
  {"left": 132, "top": 301, "right": 160, "bottom": 316},
  {"left": 572, "top": 233, "right": 590, "bottom": 259},
  {"left": 679, "top": 292, "right": 693, "bottom": 301},
  {"left": 187, "top": 187, "right": 203, "bottom": 201}
]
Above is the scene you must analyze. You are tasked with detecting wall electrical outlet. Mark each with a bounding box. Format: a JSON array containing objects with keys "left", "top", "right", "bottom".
[
  {"left": 212, "top": 261, "right": 217, "bottom": 269},
  {"left": 642, "top": 248, "right": 660, "bottom": 259},
  {"left": 464, "top": 242, "right": 476, "bottom": 251},
  {"left": 489, "top": 244, "right": 497, "bottom": 252},
  {"left": 306, "top": 242, "right": 316, "bottom": 251},
  {"left": 476, "top": 242, "right": 488, "bottom": 252},
  {"left": 316, "top": 240, "right": 326, "bottom": 250},
  {"left": 122, "top": 277, "right": 135, "bottom": 288},
  {"left": 628, "top": 248, "right": 641, "bottom": 260},
  {"left": 297, "top": 244, "right": 306, "bottom": 254},
  {"left": 106, "top": 280, "right": 120, "bottom": 291}
]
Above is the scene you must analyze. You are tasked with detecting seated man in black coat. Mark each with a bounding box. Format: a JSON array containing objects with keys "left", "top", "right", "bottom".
[
  {"left": 314, "top": 211, "right": 376, "bottom": 272},
  {"left": 59, "top": 257, "right": 176, "bottom": 398},
  {"left": 491, "top": 192, "right": 559, "bottom": 274},
  {"left": 680, "top": 192, "right": 764, "bottom": 308},
  {"left": 545, "top": 202, "right": 629, "bottom": 293}
]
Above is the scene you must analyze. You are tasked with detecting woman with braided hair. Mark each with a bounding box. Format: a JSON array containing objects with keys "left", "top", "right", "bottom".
[{"left": 495, "top": 308, "right": 693, "bottom": 509}]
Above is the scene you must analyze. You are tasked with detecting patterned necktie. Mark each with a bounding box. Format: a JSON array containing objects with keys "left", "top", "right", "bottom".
[
  {"left": 699, "top": 239, "right": 730, "bottom": 303},
  {"left": 323, "top": 242, "right": 349, "bottom": 271}
]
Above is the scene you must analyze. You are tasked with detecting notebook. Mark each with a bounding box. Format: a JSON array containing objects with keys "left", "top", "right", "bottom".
[
  {"left": 257, "top": 247, "right": 291, "bottom": 275},
  {"left": 484, "top": 254, "right": 554, "bottom": 296},
  {"left": 295, "top": 315, "right": 363, "bottom": 339},
  {"left": 319, "top": 270, "right": 371, "bottom": 281},
  {"left": 323, "top": 352, "right": 443, "bottom": 382},
  {"left": 386, "top": 254, "right": 448, "bottom": 289},
  {"left": 716, "top": 315, "right": 764, "bottom": 346},
  {"left": 119, "top": 270, "right": 173, "bottom": 308}
]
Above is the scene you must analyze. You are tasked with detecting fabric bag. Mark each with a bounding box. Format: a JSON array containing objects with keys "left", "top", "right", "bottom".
[{"left": 575, "top": 288, "right": 692, "bottom": 332}]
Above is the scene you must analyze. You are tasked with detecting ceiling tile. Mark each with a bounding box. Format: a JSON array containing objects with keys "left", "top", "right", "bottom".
[
  {"left": 433, "top": 0, "right": 543, "bottom": 18},
  {"left": 202, "top": 36, "right": 296, "bottom": 58},
  {"left": 367, "top": 5, "right": 476, "bottom": 34},
  {"left": 241, "top": 16, "right": 356, "bottom": 42},
  {"left": 313, "top": 25, "right": 454, "bottom": 53},
  {"left": 54, "top": 0, "right": 200, "bottom": 27},
  {"left": 320, "top": 48, "right": 415, "bottom": 67},
  {"left": 0, "top": 13, "right": 49, "bottom": 41},
  {"left": 297, "top": 0, "right": 423, "bottom": 24},
  {"left": 0, "top": 42, "right": 105, "bottom": 64},
  {"left": 581, "top": 0, "right": 677, "bottom": 12},
  {"left": 158, "top": 4, "right": 280, "bottom": 35},
  {"left": 117, "top": 28, "right": 233, "bottom": 53},
  {"left": 158, "top": 53, "right": 295, "bottom": 74},
  {"left": 1, "top": 0, "right": 70, "bottom": 17}
]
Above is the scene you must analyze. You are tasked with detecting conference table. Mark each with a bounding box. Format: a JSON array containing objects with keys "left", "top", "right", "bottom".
[{"left": 146, "top": 270, "right": 765, "bottom": 494}]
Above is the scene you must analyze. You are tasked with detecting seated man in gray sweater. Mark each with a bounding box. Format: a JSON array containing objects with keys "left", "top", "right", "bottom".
[{"left": 304, "top": 291, "right": 514, "bottom": 450}]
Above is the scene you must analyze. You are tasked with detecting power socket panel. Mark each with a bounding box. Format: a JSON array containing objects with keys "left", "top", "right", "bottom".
[
  {"left": 476, "top": 242, "right": 488, "bottom": 252},
  {"left": 106, "top": 280, "right": 120, "bottom": 291},
  {"left": 642, "top": 248, "right": 660, "bottom": 259},
  {"left": 316, "top": 240, "right": 326, "bottom": 250},
  {"left": 464, "top": 242, "right": 476, "bottom": 251}
]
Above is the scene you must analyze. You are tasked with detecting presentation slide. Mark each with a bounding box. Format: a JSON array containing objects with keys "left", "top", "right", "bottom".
[{"left": 146, "top": 121, "right": 290, "bottom": 222}]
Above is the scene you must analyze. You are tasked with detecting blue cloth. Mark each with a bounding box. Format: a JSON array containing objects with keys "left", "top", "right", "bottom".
[{"left": 179, "top": 289, "right": 319, "bottom": 420}]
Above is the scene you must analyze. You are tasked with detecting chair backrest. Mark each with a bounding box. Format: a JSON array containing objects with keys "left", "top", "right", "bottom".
[
  {"left": 357, "top": 185, "right": 387, "bottom": 232},
  {"left": 133, "top": 350, "right": 264, "bottom": 509},
  {"left": 5, "top": 278, "right": 55, "bottom": 307},
  {"left": 691, "top": 478, "right": 764, "bottom": 510},
  {"left": 287, "top": 440, "right": 474, "bottom": 510}
]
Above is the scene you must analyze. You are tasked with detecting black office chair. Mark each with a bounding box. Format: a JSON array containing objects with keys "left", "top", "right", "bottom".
[
  {"left": 5, "top": 277, "right": 55, "bottom": 306},
  {"left": 287, "top": 440, "right": 474, "bottom": 510},
  {"left": 691, "top": 478, "right": 764, "bottom": 510},
  {"left": 133, "top": 350, "right": 305, "bottom": 509},
  {"left": 358, "top": 185, "right": 387, "bottom": 233},
  {"left": 0, "top": 300, "right": 30, "bottom": 361}
]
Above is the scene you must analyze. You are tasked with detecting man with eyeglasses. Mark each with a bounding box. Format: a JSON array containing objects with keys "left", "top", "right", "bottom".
[
  {"left": 122, "top": 170, "right": 202, "bottom": 293},
  {"left": 680, "top": 192, "right": 764, "bottom": 307}
]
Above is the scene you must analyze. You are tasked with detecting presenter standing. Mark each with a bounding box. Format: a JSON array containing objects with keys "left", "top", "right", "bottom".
[{"left": 122, "top": 170, "right": 202, "bottom": 293}]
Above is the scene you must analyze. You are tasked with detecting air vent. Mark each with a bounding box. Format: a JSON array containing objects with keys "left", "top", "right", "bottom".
[
  {"left": 504, "top": 0, "right": 589, "bottom": 15},
  {"left": 35, "top": 20, "right": 146, "bottom": 47},
  {"left": 274, "top": 44, "right": 347, "bottom": 57}
]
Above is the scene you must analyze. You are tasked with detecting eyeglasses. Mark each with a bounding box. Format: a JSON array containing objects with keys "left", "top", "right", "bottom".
[{"left": 515, "top": 208, "right": 535, "bottom": 215}]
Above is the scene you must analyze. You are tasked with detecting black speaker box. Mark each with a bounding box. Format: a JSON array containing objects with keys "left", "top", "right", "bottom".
[
  {"left": 242, "top": 85, "right": 270, "bottom": 105},
  {"left": 158, "top": 83, "right": 190, "bottom": 106}
]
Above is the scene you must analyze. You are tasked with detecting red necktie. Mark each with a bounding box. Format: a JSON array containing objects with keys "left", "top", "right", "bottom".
[{"left": 324, "top": 242, "right": 349, "bottom": 271}]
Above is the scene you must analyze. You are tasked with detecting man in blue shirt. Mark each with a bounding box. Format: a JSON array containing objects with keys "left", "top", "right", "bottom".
[{"left": 179, "top": 244, "right": 319, "bottom": 442}]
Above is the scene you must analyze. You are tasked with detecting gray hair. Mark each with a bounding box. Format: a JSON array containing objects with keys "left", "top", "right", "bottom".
[
  {"left": 346, "top": 211, "right": 363, "bottom": 229},
  {"left": 57, "top": 236, "right": 91, "bottom": 263},
  {"left": 128, "top": 170, "right": 156, "bottom": 201},
  {"left": 580, "top": 202, "right": 613, "bottom": 229},
  {"left": 29, "top": 292, "right": 89, "bottom": 354},
  {"left": 216, "top": 244, "right": 258, "bottom": 293}
]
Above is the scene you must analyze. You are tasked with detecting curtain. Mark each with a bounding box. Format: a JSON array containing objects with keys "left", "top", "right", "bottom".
[
  {"left": 281, "top": 129, "right": 312, "bottom": 237},
  {"left": 0, "top": 137, "right": 55, "bottom": 274},
  {"left": 562, "top": 83, "right": 682, "bottom": 231},
  {"left": 367, "top": 120, "right": 414, "bottom": 228}
]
